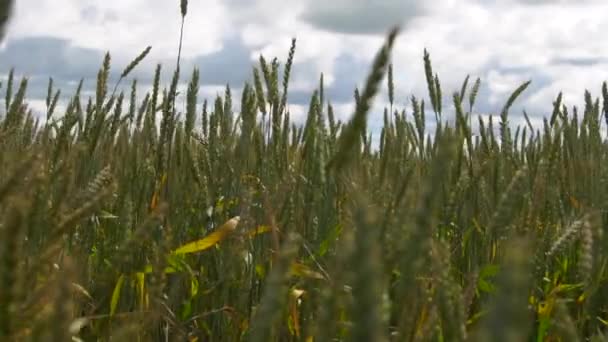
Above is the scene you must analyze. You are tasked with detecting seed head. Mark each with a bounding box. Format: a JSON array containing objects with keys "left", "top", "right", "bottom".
[
  {"left": 0, "top": 0, "right": 14, "bottom": 42},
  {"left": 180, "top": 0, "right": 188, "bottom": 17}
]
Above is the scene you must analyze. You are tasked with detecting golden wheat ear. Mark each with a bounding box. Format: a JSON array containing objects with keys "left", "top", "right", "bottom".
[{"left": 0, "top": 0, "right": 14, "bottom": 43}]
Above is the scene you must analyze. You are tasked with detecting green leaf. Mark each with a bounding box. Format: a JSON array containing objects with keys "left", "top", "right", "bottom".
[
  {"left": 480, "top": 264, "right": 500, "bottom": 278},
  {"left": 478, "top": 264, "right": 499, "bottom": 294},
  {"left": 478, "top": 279, "right": 496, "bottom": 294},
  {"left": 318, "top": 223, "right": 343, "bottom": 257},
  {"left": 255, "top": 264, "right": 266, "bottom": 278}
]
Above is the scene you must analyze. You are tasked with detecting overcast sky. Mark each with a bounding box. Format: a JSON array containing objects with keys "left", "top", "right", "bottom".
[{"left": 2, "top": 0, "right": 608, "bottom": 133}]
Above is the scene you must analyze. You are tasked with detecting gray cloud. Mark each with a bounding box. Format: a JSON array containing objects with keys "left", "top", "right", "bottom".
[
  {"left": 550, "top": 56, "right": 608, "bottom": 67},
  {"left": 188, "top": 37, "right": 254, "bottom": 86},
  {"left": 0, "top": 34, "right": 560, "bottom": 128},
  {"left": 0, "top": 35, "right": 256, "bottom": 101},
  {"left": 286, "top": 52, "right": 370, "bottom": 106},
  {"left": 300, "top": 0, "right": 426, "bottom": 35},
  {"left": 511, "top": 0, "right": 596, "bottom": 3},
  {"left": 0, "top": 36, "right": 104, "bottom": 81},
  {"left": 117, "top": 36, "right": 257, "bottom": 92},
  {"left": 0, "top": 36, "right": 107, "bottom": 102},
  {"left": 476, "top": 70, "right": 552, "bottom": 118}
]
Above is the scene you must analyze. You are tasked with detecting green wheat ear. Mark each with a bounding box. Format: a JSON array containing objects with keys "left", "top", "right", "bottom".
[{"left": 327, "top": 26, "right": 400, "bottom": 172}]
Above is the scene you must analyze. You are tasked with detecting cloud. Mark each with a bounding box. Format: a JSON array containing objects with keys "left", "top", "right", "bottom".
[
  {"left": 506, "top": 0, "right": 600, "bottom": 4},
  {"left": 550, "top": 56, "right": 608, "bottom": 67},
  {"left": 299, "top": 0, "right": 427, "bottom": 35},
  {"left": 288, "top": 52, "right": 371, "bottom": 105},
  {"left": 0, "top": 36, "right": 103, "bottom": 80},
  {"left": 1, "top": 0, "right": 608, "bottom": 137},
  {"left": 7, "top": 0, "right": 231, "bottom": 61},
  {"left": 0, "top": 36, "right": 106, "bottom": 102},
  {"left": 187, "top": 37, "right": 255, "bottom": 87}
]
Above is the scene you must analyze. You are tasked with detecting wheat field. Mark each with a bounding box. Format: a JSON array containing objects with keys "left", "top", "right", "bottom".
[{"left": 1, "top": 1, "right": 608, "bottom": 341}]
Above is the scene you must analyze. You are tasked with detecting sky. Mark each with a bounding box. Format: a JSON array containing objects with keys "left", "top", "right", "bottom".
[{"left": 2, "top": 0, "right": 608, "bottom": 135}]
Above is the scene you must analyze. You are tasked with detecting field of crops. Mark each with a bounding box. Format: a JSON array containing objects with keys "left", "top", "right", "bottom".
[{"left": 2, "top": 1, "right": 608, "bottom": 341}]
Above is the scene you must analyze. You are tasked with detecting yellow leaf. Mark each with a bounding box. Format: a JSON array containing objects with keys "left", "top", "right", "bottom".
[
  {"left": 135, "top": 272, "right": 146, "bottom": 311},
  {"left": 141, "top": 265, "right": 177, "bottom": 274},
  {"left": 69, "top": 318, "right": 89, "bottom": 335},
  {"left": 191, "top": 277, "right": 199, "bottom": 297},
  {"left": 537, "top": 300, "right": 553, "bottom": 317},
  {"left": 289, "top": 288, "right": 306, "bottom": 337},
  {"left": 150, "top": 192, "right": 159, "bottom": 211},
  {"left": 578, "top": 292, "right": 587, "bottom": 304},
  {"left": 529, "top": 295, "right": 537, "bottom": 306},
  {"left": 137, "top": 217, "right": 241, "bottom": 276},
  {"left": 110, "top": 274, "right": 125, "bottom": 317},
  {"left": 150, "top": 173, "right": 167, "bottom": 210},
  {"left": 415, "top": 302, "right": 429, "bottom": 337},
  {"left": 247, "top": 225, "right": 271, "bottom": 238},
  {"left": 570, "top": 196, "right": 581, "bottom": 210},
  {"left": 71, "top": 282, "right": 93, "bottom": 301},
  {"left": 172, "top": 216, "right": 240, "bottom": 255},
  {"left": 290, "top": 262, "right": 325, "bottom": 280},
  {"left": 292, "top": 288, "right": 305, "bottom": 299}
]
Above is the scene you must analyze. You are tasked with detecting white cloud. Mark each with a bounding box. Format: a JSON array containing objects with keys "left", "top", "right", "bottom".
[
  {"left": 387, "top": 0, "right": 608, "bottom": 119},
  {"left": 8, "top": 0, "right": 231, "bottom": 62}
]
